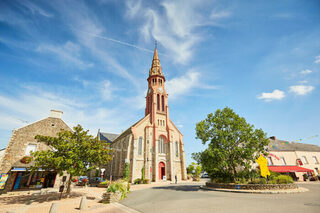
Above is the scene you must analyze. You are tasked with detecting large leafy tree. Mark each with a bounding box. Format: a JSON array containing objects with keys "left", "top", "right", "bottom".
[
  {"left": 195, "top": 107, "right": 269, "bottom": 182},
  {"left": 32, "top": 125, "right": 112, "bottom": 196}
]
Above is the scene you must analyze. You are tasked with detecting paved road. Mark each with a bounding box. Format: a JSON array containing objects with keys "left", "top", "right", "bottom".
[{"left": 120, "top": 182, "right": 320, "bottom": 213}]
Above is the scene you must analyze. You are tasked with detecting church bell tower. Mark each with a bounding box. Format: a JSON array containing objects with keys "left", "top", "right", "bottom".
[{"left": 145, "top": 47, "right": 169, "bottom": 125}]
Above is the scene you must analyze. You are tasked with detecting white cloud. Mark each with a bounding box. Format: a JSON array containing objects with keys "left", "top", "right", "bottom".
[
  {"left": 126, "top": 0, "right": 142, "bottom": 18},
  {"left": 210, "top": 10, "right": 231, "bottom": 19},
  {"left": 166, "top": 70, "right": 217, "bottom": 99},
  {"left": 0, "top": 85, "right": 126, "bottom": 137},
  {"left": 126, "top": 0, "right": 230, "bottom": 64},
  {"left": 36, "top": 41, "right": 94, "bottom": 70},
  {"left": 299, "top": 80, "right": 308, "bottom": 84},
  {"left": 257, "top": 90, "right": 285, "bottom": 102},
  {"left": 100, "top": 80, "right": 113, "bottom": 101},
  {"left": 289, "top": 85, "right": 314, "bottom": 95},
  {"left": 20, "top": 1, "right": 54, "bottom": 18},
  {"left": 315, "top": 55, "right": 320, "bottom": 64},
  {"left": 300, "top": 69, "right": 312, "bottom": 75}
]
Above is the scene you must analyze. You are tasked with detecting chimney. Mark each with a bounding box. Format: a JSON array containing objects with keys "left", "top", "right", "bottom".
[
  {"left": 269, "top": 136, "right": 276, "bottom": 140},
  {"left": 50, "top": 109, "right": 63, "bottom": 119}
]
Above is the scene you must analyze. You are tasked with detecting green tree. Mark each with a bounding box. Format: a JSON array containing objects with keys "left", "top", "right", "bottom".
[
  {"left": 195, "top": 107, "right": 269, "bottom": 182},
  {"left": 187, "top": 162, "right": 201, "bottom": 178},
  {"left": 31, "top": 125, "right": 112, "bottom": 197}
]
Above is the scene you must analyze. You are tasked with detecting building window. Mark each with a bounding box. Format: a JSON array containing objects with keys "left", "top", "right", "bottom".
[
  {"left": 267, "top": 157, "right": 273, "bottom": 166},
  {"left": 159, "top": 137, "right": 166, "bottom": 154},
  {"left": 157, "top": 94, "right": 160, "bottom": 110},
  {"left": 302, "top": 156, "right": 308, "bottom": 164},
  {"left": 25, "top": 144, "right": 37, "bottom": 156},
  {"left": 312, "top": 156, "right": 319, "bottom": 164},
  {"left": 161, "top": 95, "right": 164, "bottom": 111},
  {"left": 138, "top": 137, "right": 143, "bottom": 155},
  {"left": 175, "top": 141, "right": 179, "bottom": 157},
  {"left": 280, "top": 157, "right": 286, "bottom": 165}
]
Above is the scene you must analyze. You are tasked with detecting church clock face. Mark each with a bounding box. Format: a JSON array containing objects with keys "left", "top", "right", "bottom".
[{"left": 157, "top": 87, "right": 163, "bottom": 93}]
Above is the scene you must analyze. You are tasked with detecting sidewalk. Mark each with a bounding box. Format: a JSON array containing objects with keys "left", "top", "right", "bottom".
[{"left": 0, "top": 180, "right": 195, "bottom": 213}]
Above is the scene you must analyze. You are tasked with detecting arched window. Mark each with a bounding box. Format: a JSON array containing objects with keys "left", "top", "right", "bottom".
[
  {"left": 158, "top": 136, "right": 166, "bottom": 154},
  {"left": 175, "top": 141, "right": 179, "bottom": 157},
  {"left": 161, "top": 95, "right": 164, "bottom": 111},
  {"left": 157, "top": 94, "right": 160, "bottom": 110},
  {"left": 138, "top": 137, "right": 143, "bottom": 155}
]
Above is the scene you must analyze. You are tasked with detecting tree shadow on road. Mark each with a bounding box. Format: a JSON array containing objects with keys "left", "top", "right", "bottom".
[
  {"left": 0, "top": 192, "right": 96, "bottom": 206},
  {"left": 152, "top": 185, "right": 202, "bottom": 192}
]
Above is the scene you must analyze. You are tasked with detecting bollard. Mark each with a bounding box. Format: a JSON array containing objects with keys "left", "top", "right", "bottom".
[
  {"left": 49, "top": 203, "right": 58, "bottom": 213},
  {"left": 79, "top": 196, "right": 87, "bottom": 210}
]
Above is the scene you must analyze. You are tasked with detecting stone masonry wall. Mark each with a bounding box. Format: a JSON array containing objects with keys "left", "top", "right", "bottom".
[{"left": 0, "top": 117, "right": 71, "bottom": 192}]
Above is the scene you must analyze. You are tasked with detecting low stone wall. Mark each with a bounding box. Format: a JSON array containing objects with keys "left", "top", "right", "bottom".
[
  {"left": 101, "top": 191, "right": 122, "bottom": 203},
  {"left": 205, "top": 182, "right": 298, "bottom": 190}
]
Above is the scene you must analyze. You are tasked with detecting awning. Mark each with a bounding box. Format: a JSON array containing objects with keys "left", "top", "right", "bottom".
[
  {"left": 268, "top": 166, "right": 314, "bottom": 173},
  {"left": 11, "top": 168, "right": 45, "bottom": 172}
]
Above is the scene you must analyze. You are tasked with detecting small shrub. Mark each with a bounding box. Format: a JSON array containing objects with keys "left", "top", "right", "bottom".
[
  {"left": 123, "top": 163, "right": 130, "bottom": 181},
  {"left": 235, "top": 178, "right": 247, "bottom": 184},
  {"left": 107, "top": 179, "right": 130, "bottom": 200},
  {"left": 274, "top": 175, "right": 293, "bottom": 184},
  {"left": 248, "top": 178, "right": 260, "bottom": 184},
  {"left": 143, "top": 179, "right": 150, "bottom": 184},
  {"left": 134, "top": 178, "right": 141, "bottom": 184},
  {"left": 100, "top": 180, "right": 110, "bottom": 185},
  {"left": 259, "top": 178, "right": 267, "bottom": 184}
]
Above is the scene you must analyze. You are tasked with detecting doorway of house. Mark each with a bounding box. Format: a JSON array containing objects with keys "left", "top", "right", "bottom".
[{"left": 158, "top": 162, "right": 165, "bottom": 180}]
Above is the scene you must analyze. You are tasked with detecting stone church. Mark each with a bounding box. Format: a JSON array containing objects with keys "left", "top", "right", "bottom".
[{"left": 98, "top": 47, "right": 187, "bottom": 183}]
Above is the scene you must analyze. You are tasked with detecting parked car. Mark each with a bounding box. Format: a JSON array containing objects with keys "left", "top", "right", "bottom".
[
  {"left": 202, "top": 172, "right": 209, "bottom": 178},
  {"left": 89, "top": 177, "right": 105, "bottom": 187}
]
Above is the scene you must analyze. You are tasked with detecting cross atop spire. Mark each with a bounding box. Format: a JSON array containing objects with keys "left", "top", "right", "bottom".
[{"left": 155, "top": 40, "right": 157, "bottom": 49}]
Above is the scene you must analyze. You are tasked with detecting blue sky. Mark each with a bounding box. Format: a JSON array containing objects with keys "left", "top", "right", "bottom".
[{"left": 0, "top": 0, "right": 320, "bottom": 165}]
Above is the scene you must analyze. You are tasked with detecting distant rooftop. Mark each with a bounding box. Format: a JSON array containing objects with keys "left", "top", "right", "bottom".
[
  {"left": 268, "top": 136, "right": 320, "bottom": 152},
  {"left": 98, "top": 132, "right": 119, "bottom": 143}
]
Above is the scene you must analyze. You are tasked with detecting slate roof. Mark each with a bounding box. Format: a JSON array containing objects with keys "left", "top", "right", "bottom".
[
  {"left": 99, "top": 132, "right": 120, "bottom": 143},
  {"left": 268, "top": 138, "right": 320, "bottom": 152}
]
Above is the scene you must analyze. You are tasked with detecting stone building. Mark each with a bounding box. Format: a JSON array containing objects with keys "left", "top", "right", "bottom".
[
  {"left": 266, "top": 136, "right": 320, "bottom": 181},
  {"left": 98, "top": 47, "right": 187, "bottom": 183},
  {"left": 0, "top": 110, "right": 71, "bottom": 193}
]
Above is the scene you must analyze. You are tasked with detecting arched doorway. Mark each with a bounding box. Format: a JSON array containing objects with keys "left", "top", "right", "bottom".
[{"left": 158, "top": 162, "right": 165, "bottom": 180}]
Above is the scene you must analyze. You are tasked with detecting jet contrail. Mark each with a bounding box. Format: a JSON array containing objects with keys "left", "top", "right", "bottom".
[{"left": 73, "top": 29, "right": 163, "bottom": 55}]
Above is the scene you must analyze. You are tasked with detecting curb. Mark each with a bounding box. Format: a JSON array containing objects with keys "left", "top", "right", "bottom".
[
  {"left": 112, "top": 202, "right": 141, "bottom": 213},
  {"left": 200, "top": 186, "right": 309, "bottom": 194}
]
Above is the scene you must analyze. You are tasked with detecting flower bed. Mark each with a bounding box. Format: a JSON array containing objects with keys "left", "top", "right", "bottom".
[
  {"left": 205, "top": 182, "right": 298, "bottom": 190},
  {"left": 101, "top": 179, "right": 130, "bottom": 203},
  {"left": 101, "top": 191, "right": 122, "bottom": 203}
]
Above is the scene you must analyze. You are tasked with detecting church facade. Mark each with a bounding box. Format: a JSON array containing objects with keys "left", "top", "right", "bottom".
[{"left": 100, "top": 48, "right": 187, "bottom": 183}]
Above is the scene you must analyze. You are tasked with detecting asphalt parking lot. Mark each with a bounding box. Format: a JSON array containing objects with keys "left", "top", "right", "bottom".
[{"left": 120, "top": 182, "right": 320, "bottom": 213}]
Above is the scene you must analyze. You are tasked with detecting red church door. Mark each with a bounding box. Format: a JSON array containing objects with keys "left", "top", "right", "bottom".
[{"left": 158, "top": 162, "right": 165, "bottom": 180}]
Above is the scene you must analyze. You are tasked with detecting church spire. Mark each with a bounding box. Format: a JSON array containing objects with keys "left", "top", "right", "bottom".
[{"left": 149, "top": 44, "right": 163, "bottom": 77}]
